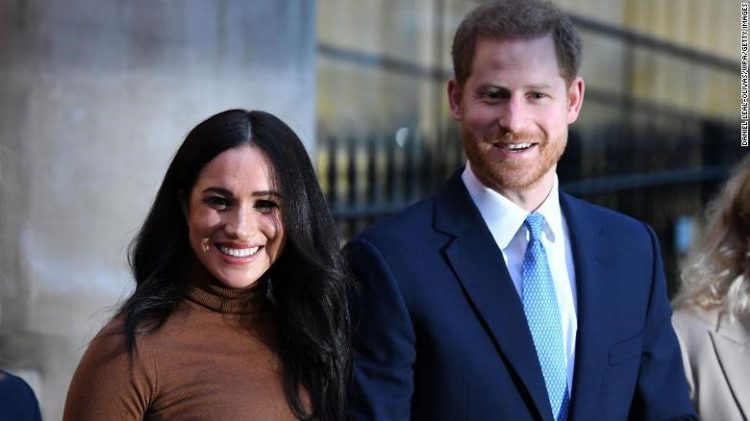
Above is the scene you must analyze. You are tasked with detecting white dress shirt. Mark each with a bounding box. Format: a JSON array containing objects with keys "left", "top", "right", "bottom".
[{"left": 461, "top": 164, "right": 578, "bottom": 390}]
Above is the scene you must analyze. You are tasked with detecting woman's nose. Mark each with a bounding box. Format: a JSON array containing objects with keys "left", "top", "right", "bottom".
[{"left": 225, "top": 206, "right": 255, "bottom": 239}]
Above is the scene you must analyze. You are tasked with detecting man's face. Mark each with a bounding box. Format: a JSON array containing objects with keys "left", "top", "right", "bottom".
[{"left": 448, "top": 34, "right": 584, "bottom": 196}]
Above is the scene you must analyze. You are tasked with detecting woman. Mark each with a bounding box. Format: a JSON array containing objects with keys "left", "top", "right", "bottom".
[
  {"left": 672, "top": 155, "right": 750, "bottom": 420},
  {"left": 64, "top": 110, "right": 351, "bottom": 420}
]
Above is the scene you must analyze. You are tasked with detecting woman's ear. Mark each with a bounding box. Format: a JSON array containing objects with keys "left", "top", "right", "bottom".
[{"left": 178, "top": 191, "right": 189, "bottom": 220}]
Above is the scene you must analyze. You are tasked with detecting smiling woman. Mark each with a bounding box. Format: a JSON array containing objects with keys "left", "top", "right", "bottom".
[
  {"left": 63, "top": 110, "right": 352, "bottom": 421},
  {"left": 187, "top": 145, "right": 286, "bottom": 290}
]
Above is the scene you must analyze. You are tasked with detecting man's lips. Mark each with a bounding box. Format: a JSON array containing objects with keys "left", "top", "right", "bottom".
[
  {"left": 506, "top": 142, "right": 534, "bottom": 151},
  {"left": 490, "top": 141, "right": 538, "bottom": 152}
]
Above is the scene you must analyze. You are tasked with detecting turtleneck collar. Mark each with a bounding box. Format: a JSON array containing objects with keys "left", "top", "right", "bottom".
[{"left": 186, "top": 276, "right": 270, "bottom": 315}]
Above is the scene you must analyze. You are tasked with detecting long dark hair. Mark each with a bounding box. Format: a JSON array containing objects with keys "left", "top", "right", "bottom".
[{"left": 122, "top": 109, "right": 351, "bottom": 421}]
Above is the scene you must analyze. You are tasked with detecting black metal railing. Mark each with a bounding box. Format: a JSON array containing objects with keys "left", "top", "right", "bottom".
[
  {"left": 316, "top": 12, "right": 743, "bottom": 291},
  {"left": 318, "top": 121, "right": 739, "bottom": 293}
]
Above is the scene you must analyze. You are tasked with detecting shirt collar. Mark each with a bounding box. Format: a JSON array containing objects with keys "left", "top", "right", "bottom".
[{"left": 461, "top": 163, "right": 564, "bottom": 248}]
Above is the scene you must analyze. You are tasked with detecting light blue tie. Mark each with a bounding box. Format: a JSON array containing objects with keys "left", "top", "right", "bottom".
[{"left": 522, "top": 212, "right": 569, "bottom": 421}]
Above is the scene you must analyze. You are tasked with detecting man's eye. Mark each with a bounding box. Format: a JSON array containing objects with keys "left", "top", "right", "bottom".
[
  {"left": 529, "top": 92, "right": 547, "bottom": 100},
  {"left": 204, "top": 196, "right": 230, "bottom": 210},
  {"left": 483, "top": 90, "right": 505, "bottom": 100},
  {"left": 479, "top": 89, "right": 511, "bottom": 103}
]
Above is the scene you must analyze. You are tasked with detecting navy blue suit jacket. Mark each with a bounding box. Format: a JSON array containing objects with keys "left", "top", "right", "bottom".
[
  {"left": 347, "top": 173, "right": 695, "bottom": 420},
  {"left": 0, "top": 370, "right": 42, "bottom": 421}
]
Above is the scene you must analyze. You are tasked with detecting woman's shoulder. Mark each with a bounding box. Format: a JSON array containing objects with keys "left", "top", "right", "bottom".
[
  {"left": 671, "top": 306, "right": 750, "bottom": 352},
  {"left": 671, "top": 306, "right": 722, "bottom": 367},
  {"left": 91, "top": 313, "right": 126, "bottom": 340},
  {"left": 74, "top": 315, "right": 152, "bottom": 376},
  {"left": 673, "top": 305, "right": 750, "bottom": 335},
  {"left": 89, "top": 305, "right": 189, "bottom": 350},
  {"left": 673, "top": 306, "right": 719, "bottom": 332},
  {"left": 672, "top": 306, "right": 722, "bottom": 349},
  {"left": 85, "top": 313, "right": 160, "bottom": 357},
  {"left": 64, "top": 314, "right": 161, "bottom": 420}
]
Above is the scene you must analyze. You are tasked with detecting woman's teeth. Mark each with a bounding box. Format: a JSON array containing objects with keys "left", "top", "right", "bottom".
[{"left": 218, "top": 246, "right": 260, "bottom": 258}]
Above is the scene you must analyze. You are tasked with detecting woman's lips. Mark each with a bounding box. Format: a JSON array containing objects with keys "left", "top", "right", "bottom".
[{"left": 217, "top": 245, "right": 260, "bottom": 258}]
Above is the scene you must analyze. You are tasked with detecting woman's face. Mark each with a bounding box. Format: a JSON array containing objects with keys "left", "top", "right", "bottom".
[{"left": 187, "top": 144, "right": 286, "bottom": 289}]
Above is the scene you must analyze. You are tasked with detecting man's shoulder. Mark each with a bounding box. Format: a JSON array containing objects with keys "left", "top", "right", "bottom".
[
  {"left": 356, "top": 194, "right": 440, "bottom": 245},
  {"left": 562, "top": 191, "right": 652, "bottom": 235}
]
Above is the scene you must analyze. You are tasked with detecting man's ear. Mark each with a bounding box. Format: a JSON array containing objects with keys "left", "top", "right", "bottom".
[
  {"left": 566, "top": 76, "right": 585, "bottom": 124},
  {"left": 447, "top": 77, "right": 463, "bottom": 121}
]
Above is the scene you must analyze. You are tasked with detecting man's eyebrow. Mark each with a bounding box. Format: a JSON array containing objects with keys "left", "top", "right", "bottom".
[
  {"left": 477, "top": 82, "right": 507, "bottom": 89},
  {"left": 523, "top": 83, "right": 553, "bottom": 90}
]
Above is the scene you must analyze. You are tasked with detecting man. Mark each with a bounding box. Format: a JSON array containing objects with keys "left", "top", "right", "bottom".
[{"left": 346, "top": 1, "right": 696, "bottom": 420}]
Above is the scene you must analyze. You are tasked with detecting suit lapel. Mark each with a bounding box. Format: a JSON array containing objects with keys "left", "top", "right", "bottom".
[
  {"left": 559, "top": 193, "right": 613, "bottom": 421},
  {"left": 434, "top": 174, "right": 552, "bottom": 420},
  {"left": 710, "top": 314, "right": 750, "bottom": 419}
]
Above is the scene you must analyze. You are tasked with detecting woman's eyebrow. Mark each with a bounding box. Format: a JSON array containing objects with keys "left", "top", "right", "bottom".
[
  {"left": 201, "top": 187, "right": 233, "bottom": 196},
  {"left": 253, "top": 191, "right": 281, "bottom": 198}
]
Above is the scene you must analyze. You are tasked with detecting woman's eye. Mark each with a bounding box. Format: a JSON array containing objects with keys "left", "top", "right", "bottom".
[
  {"left": 255, "top": 200, "right": 279, "bottom": 213},
  {"left": 204, "top": 196, "right": 230, "bottom": 210}
]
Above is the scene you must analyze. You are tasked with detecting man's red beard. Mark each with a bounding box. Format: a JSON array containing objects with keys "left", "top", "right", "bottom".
[{"left": 461, "top": 125, "right": 567, "bottom": 192}]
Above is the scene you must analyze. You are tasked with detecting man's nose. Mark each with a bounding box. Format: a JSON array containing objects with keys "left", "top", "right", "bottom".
[{"left": 497, "top": 98, "right": 526, "bottom": 135}]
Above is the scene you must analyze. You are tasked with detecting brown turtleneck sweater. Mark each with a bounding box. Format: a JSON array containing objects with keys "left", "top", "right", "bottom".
[{"left": 64, "top": 281, "right": 303, "bottom": 420}]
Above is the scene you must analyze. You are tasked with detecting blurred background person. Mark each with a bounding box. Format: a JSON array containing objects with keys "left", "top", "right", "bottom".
[
  {"left": 63, "top": 110, "right": 351, "bottom": 421},
  {"left": 0, "top": 369, "right": 42, "bottom": 421},
  {"left": 673, "top": 155, "right": 750, "bottom": 420},
  {"left": 0, "top": 298, "right": 42, "bottom": 421}
]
